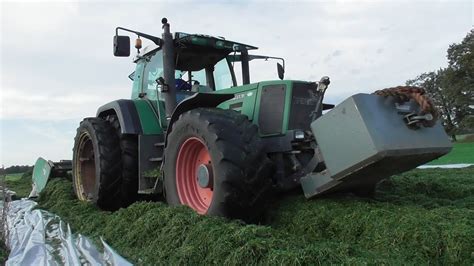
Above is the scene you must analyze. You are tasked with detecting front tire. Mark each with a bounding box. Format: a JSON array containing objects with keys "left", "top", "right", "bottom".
[{"left": 164, "top": 108, "right": 274, "bottom": 222}]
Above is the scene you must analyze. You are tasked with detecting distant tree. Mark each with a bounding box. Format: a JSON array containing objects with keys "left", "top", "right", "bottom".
[
  {"left": 407, "top": 70, "right": 455, "bottom": 139},
  {"left": 407, "top": 30, "right": 474, "bottom": 139},
  {"left": 0, "top": 165, "right": 33, "bottom": 175},
  {"left": 446, "top": 30, "right": 474, "bottom": 132}
]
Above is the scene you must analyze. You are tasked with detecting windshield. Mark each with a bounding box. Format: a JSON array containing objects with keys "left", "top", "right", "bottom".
[
  {"left": 228, "top": 54, "right": 284, "bottom": 85},
  {"left": 177, "top": 58, "right": 234, "bottom": 90},
  {"left": 137, "top": 50, "right": 235, "bottom": 99}
]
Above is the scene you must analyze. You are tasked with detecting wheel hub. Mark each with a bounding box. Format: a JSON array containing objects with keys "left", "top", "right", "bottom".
[{"left": 197, "top": 164, "right": 213, "bottom": 188}]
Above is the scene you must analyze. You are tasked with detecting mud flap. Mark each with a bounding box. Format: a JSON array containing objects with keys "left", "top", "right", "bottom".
[{"left": 301, "top": 93, "right": 452, "bottom": 198}]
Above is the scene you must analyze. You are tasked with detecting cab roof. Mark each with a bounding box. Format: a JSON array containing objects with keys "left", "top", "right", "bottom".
[
  {"left": 174, "top": 32, "right": 258, "bottom": 51},
  {"left": 137, "top": 32, "right": 258, "bottom": 71}
]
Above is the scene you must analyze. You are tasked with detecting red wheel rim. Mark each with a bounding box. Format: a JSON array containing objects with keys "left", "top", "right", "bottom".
[{"left": 176, "top": 137, "right": 213, "bottom": 214}]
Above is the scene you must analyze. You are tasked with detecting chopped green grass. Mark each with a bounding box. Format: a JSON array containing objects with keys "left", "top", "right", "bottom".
[
  {"left": 2, "top": 141, "right": 471, "bottom": 263},
  {"left": 0, "top": 241, "right": 8, "bottom": 265},
  {"left": 17, "top": 167, "right": 471, "bottom": 264},
  {"left": 429, "top": 142, "right": 474, "bottom": 165}
]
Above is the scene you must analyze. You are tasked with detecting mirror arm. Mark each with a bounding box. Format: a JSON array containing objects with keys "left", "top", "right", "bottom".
[
  {"left": 229, "top": 54, "right": 286, "bottom": 69},
  {"left": 115, "top": 27, "right": 163, "bottom": 46},
  {"left": 247, "top": 55, "right": 285, "bottom": 68}
]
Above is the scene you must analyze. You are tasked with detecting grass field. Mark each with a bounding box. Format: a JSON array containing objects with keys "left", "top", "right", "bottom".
[
  {"left": 5, "top": 167, "right": 474, "bottom": 264},
  {"left": 3, "top": 141, "right": 473, "bottom": 264},
  {"left": 4, "top": 173, "right": 23, "bottom": 182},
  {"left": 429, "top": 142, "right": 474, "bottom": 165},
  {"left": 2, "top": 172, "right": 32, "bottom": 199}
]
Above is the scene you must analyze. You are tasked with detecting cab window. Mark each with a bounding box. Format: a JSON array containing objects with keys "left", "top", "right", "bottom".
[
  {"left": 142, "top": 51, "right": 164, "bottom": 100},
  {"left": 214, "top": 58, "right": 234, "bottom": 90},
  {"left": 131, "top": 61, "right": 145, "bottom": 99}
]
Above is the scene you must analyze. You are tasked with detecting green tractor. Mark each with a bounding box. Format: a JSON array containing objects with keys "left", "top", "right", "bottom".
[{"left": 71, "top": 18, "right": 452, "bottom": 222}]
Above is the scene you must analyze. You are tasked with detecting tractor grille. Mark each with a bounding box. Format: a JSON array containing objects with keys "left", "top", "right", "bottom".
[
  {"left": 259, "top": 84, "right": 286, "bottom": 135},
  {"left": 288, "top": 82, "right": 320, "bottom": 131}
]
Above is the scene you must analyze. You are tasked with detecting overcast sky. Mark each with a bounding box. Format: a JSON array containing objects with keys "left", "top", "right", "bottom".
[{"left": 0, "top": 0, "right": 472, "bottom": 167}]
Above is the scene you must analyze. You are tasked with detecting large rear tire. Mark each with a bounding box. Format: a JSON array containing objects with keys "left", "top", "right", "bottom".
[
  {"left": 72, "top": 118, "right": 122, "bottom": 210},
  {"left": 164, "top": 108, "right": 275, "bottom": 222}
]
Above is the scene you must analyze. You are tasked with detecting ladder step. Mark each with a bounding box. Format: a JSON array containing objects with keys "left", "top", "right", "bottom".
[
  {"left": 138, "top": 188, "right": 155, "bottom": 194},
  {"left": 154, "top": 142, "right": 165, "bottom": 147},
  {"left": 149, "top": 157, "right": 162, "bottom": 162}
]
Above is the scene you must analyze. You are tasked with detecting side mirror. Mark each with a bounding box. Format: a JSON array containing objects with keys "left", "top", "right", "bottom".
[
  {"left": 113, "top": 35, "right": 130, "bottom": 57},
  {"left": 277, "top": 62, "right": 285, "bottom": 80}
]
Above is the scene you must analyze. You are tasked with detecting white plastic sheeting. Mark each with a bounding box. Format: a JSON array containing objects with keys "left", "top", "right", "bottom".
[
  {"left": 1, "top": 199, "right": 132, "bottom": 266},
  {"left": 417, "top": 163, "right": 473, "bottom": 169}
]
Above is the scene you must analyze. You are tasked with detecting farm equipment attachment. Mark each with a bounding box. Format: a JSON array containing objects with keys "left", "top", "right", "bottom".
[
  {"left": 32, "top": 18, "right": 452, "bottom": 221},
  {"left": 301, "top": 88, "right": 450, "bottom": 198},
  {"left": 29, "top": 158, "right": 71, "bottom": 197}
]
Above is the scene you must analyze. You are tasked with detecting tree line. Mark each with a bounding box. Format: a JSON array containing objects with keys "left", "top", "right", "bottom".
[
  {"left": 407, "top": 30, "right": 473, "bottom": 140},
  {"left": 0, "top": 165, "right": 33, "bottom": 175}
]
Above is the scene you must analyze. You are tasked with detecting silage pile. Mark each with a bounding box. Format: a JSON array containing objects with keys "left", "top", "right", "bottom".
[{"left": 15, "top": 167, "right": 474, "bottom": 264}]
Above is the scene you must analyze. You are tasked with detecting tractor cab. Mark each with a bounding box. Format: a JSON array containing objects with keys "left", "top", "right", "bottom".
[
  {"left": 170, "top": 32, "right": 285, "bottom": 90},
  {"left": 116, "top": 24, "right": 285, "bottom": 111},
  {"left": 127, "top": 42, "right": 233, "bottom": 117}
]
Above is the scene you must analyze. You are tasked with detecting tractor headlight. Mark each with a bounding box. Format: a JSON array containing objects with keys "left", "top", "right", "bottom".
[{"left": 294, "top": 130, "right": 305, "bottom": 140}]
